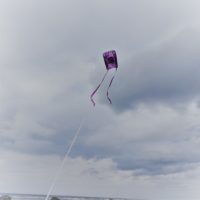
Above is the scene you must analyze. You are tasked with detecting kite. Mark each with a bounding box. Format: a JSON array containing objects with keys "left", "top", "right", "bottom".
[
  {"left": 46, "top": 50, "right": 118, "bottom": 200},
  {"left": 90, "top": 50, "right": 118, "bottom": 106}
]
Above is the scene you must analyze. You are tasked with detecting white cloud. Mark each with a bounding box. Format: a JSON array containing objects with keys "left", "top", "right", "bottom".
[
  {"left": 0, "top": 0, "right": 200, "bottom": 199},
  {"left": 0, "top": 152, "right": 200, "bottom": 200}
]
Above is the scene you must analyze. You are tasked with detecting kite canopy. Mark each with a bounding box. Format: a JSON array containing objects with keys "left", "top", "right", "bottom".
[
  {"left": 103, "top": 50, "right": 118, "bottom": 70},
  {"left": 90, "top": 50, "right": 118, "bottom": 106}
]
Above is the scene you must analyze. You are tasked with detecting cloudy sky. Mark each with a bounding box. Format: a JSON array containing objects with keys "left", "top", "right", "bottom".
[{"left": 0, "top": 0, "right": 200, "bottom": 199}]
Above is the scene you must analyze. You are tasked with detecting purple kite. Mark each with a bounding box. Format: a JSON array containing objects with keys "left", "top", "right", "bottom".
[{"left": 90, "top": 50, "right": 118, "bottom": 106}]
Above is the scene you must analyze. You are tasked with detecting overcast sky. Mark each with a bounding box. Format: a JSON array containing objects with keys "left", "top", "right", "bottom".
[{"left": 1, "top": 0, "right": 200, "bottom": 199}]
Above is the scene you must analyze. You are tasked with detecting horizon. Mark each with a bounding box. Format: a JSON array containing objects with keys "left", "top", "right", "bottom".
[{"left": 0, "top": 0, "right": 200, "bottom": 199}]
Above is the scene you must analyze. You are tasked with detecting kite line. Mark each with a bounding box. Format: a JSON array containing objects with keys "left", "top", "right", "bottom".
[
  {"left": 45, "top": 117, "right": 85, "bottom": 200},
  {"left": 45, "top": 49, "right": 118, "bottom": 200}
]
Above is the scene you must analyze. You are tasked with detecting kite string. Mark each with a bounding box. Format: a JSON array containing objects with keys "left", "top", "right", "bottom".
[{"left": 44, "top": 117, "right": 86, "bottom": 200}]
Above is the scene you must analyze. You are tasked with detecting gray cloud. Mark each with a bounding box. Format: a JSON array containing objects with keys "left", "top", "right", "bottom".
[
  {"left": 0, "top": 0, "right": 200, "bottom": 198},
  {"left": 78, "top": 103, "right": 200, "bottom": 176},
  {"left": 111, "top": 28, "right": 200, "bottom": 111}
]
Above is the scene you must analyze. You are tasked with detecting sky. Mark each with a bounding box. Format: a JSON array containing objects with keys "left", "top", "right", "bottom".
[{"left": 0, "top": 0, "right": 200, "bottom": 199}]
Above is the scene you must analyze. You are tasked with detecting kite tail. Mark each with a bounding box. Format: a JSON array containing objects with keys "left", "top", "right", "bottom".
[
  {"left": 90, "top": 70, "right": 108, "bottom": 106},
  {"left": 106, "top": 69, "right": 117, "bottom": 104}
]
